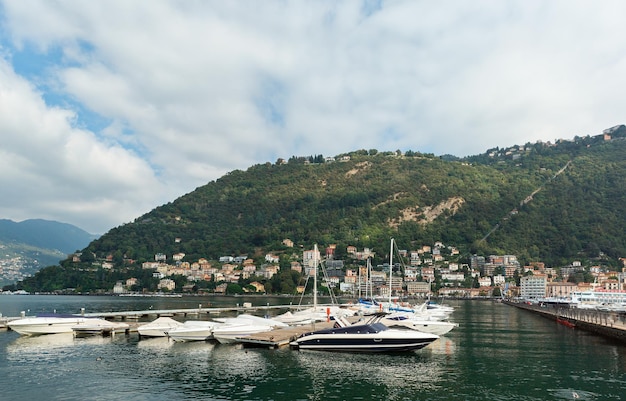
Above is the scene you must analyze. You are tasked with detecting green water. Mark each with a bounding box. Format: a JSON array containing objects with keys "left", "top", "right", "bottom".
[{"left": 0, "top": 296, "right": 624, "bottom": 400}]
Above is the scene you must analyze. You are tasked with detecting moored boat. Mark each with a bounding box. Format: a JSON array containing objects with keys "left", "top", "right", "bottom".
[
  {"left": 71, "top": 319, "right": 130, "bottom": 337},
  {"left": 379, "top": 312, "right": 458, "bottom": 335},
  {"left": 166, "top": 320, "right": 222, "bottom": 342},
  {"left": 7, "top": 314, "right": 93, "bottom": 336},
  {"left": 556, "top": 317, "right": 575, "bottom": 328},
  {"left": 138, "top": 317, "right": 183, "bottom": 338},
  {"left": 212, "top": 314, "right": 288, "bottom": 344},
  {"left": 290, "top": 313, "right": 439, "bottom": 353}
]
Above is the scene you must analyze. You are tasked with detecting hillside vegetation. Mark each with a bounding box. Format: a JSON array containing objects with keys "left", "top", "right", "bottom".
[{"left": 10, "top": 125, "right": 626, "bottom": 292}]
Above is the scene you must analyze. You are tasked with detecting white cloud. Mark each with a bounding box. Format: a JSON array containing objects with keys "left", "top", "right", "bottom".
[
  {"left": 1, "top": 0, "right": 626, "bottom": 233},
  {"left": 0, "top": 56, "right": 164, "bottom": 233}
]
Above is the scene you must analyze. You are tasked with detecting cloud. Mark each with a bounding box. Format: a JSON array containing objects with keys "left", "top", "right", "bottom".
[
  {"left": 1, "top": 0, "right": 626, "bottom": 233},
  {"left": 0, "top": 56, "right": 163, "bottom": 233}
]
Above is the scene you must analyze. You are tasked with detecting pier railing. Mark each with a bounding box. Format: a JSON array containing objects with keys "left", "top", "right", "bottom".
[{"left": 504, "top": 300, "right": 626, "bottom": 343}]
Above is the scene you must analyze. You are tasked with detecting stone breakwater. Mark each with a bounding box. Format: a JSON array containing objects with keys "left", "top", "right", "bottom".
[{"left": 504, "top": 300, "right": 626, "bottom": 343}]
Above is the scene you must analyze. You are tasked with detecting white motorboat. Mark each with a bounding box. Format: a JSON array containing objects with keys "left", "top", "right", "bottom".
[
  {"left": 290, "top": 313, "right": 439, "bottom": 353},
  {"left": 212, "top": 314, "right": 288, "bottom": 344},
  {"left": 7, "top": 314, "right": 93, "bottom": 336},
  {"left": 166, "top": 320, "right": 222, "bottom": 342},
  {"left": 379, "top": 313, "right": 458, "bottom": 336},
  {"left": 274, "top": 306, "right": 355, "bottom": 325},
  {"left": 71, "top": 319, "right": 130, "bottom": 337},
  {"left": 138, "top": 317, "right": 183, "bottom": 337}
]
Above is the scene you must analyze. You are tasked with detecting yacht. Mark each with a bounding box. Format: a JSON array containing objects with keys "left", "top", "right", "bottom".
[{"left": 290, "top": 314, "right": 439, "bottom": 353}]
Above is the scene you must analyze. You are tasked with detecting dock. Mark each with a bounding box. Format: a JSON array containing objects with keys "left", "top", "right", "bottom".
[
  {"left": 236, "top": 321, "right": 335, "bottom": 348},
  {"left": 2, "top": 303, "right": 336, "bottom": 322},
  {"left": 0, "top": 304, "right": 338, "bottom": 341},
  {"left": 504, "top": 300, "right": 626, "bottom": 343}
]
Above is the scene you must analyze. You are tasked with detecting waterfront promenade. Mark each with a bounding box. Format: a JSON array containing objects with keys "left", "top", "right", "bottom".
[{"left": 504, "top": 300, "right": 626, "bottom": 343}]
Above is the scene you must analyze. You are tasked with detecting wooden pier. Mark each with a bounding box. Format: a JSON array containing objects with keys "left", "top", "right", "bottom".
[{"left": 236, "top": 321, "right": 335, "bottom": 348}]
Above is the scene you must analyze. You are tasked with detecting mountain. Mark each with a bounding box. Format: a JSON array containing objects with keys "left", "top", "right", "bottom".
[
  {"left": 10, "top": 125, "right": 626, "bottom": 292},
  {"left": 0, "top": 219, "right": 98, "bottom": 253},
  {"left": 0, "top": 219, "right": 98, "bottom": 285}
]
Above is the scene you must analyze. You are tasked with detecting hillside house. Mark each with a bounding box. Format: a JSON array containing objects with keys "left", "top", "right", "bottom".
[
  {"left": 215, "top": 283, "right": 227, "bottom": 294},
  {"left": 546, "top": 282, "right": 576, "bottom": 298},
  {"left": 478, "top": 277, "right": 492, "bottom": 287},
  {"left": 158, "top": 279, "right": 176, "bottom": 291},
  {"left": 421, "top": 267, "right": 435, "bottom": 281},
  {"left": 406, "top": 281, "right": 430, "bottom": 296},
  {"left": 249, "top": 281, "right": 265, "bottom": 293},
  {"left": 290, "top": 261, "right": 302, "bottom": 273}
]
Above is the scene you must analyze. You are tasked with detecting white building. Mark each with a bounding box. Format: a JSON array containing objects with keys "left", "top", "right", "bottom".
[
  {"left": 493, "top": 275, "right": 506, "bottom": 285},
  {"left": 520, "top": 274, "right": 547, "bottom": 299}
]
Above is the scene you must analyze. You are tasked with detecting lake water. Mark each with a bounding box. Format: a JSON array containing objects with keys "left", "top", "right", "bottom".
[{"left": 1, "top": 295, "right": 625, "bottom": 400}]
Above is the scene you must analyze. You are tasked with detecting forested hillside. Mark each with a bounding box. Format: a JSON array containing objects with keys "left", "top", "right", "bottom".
[{"left": 10, "top": 126, "right": 626, "bottom": 292}]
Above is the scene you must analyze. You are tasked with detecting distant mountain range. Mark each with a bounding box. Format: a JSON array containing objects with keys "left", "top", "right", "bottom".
[{"left": 0, "top": 219, "right": 98, "bottom": 286}]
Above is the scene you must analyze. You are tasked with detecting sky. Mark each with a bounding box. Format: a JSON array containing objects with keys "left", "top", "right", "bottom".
[{"left": 1, "top": 1, "right": 625, "bottom": 235}]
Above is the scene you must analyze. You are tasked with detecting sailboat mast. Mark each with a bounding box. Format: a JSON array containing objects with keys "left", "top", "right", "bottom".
[
  {"left": 389, "top": 238, "right": 394, "bottom": 304},
  {"left": 313, "top": 244, "right": 318, "bottom": 309}
]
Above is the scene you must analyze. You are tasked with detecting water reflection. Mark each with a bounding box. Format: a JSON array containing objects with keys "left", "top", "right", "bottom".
[
  {"left": 293, "top": 347, "right": 447, "bottom": 400},
  {"left": 424, "top": 336, "right": 457, "bottom": 356},
  {"left": 136, "top": 336, "right": 175, "bottom": 351}
]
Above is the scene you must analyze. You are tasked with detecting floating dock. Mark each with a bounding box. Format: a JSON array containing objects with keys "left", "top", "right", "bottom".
[
  {"left": 236, "top": 322, "right": 335, "bottom": 348},
  {"left": 3, "top": 304, "right": 336, "bottom": 322}
]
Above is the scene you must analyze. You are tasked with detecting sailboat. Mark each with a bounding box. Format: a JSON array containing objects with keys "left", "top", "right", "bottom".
[
  {"left": 357, "top": 239, "right": 457, "bottom": 335},
  {"left": 275, "top": 244, "right": 354, "bottom": 325}
]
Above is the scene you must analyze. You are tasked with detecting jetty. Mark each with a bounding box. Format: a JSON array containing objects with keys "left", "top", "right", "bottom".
[
  {"left": 236, "top": 321, "right": 335, "bottom": 349},
  {"left": 0, "top": 303, "right": 339, "bottom": 341},
  {"left": 2, "top": 303, "right": 335, "bottom": 322},
  {"left": 504, "top": 300, "right": 626, "bottom": 343}
]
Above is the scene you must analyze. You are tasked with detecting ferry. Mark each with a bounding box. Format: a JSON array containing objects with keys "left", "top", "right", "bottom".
[{"left": 570, "top": 289, "right": 626, "bottom": 311}]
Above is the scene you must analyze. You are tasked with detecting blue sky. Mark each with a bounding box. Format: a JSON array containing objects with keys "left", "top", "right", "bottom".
[{"left": 1, "top": 0, "right": 625, "bottom": 234}]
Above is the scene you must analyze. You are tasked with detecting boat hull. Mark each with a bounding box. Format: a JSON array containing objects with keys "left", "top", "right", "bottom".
[
  {"left": 381, "top": 318, "right": 458, "bottom": 336},
  {"left": 168, "top": 331, "right": 214, "bottom": 342},
  {"left": 165, "top": 321, "right": 221, "bottom": 342},
  {"left": 291, "top": 334, "right": 436, "bottom": 352},
  {"left": 212, "top": 325, "right": 273, "bottom": 344},
  {"left": 72, "top": 319, "right": 129, "bottom": 337},
  {"left": 138, "top": 317, "right": 183, "bottom": 338},
  {"left": 290, "top": 321, "right": 439, "bottom": 353},
  {"left": 8, "top": 317, "right": 91, "bottom": 336}
]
